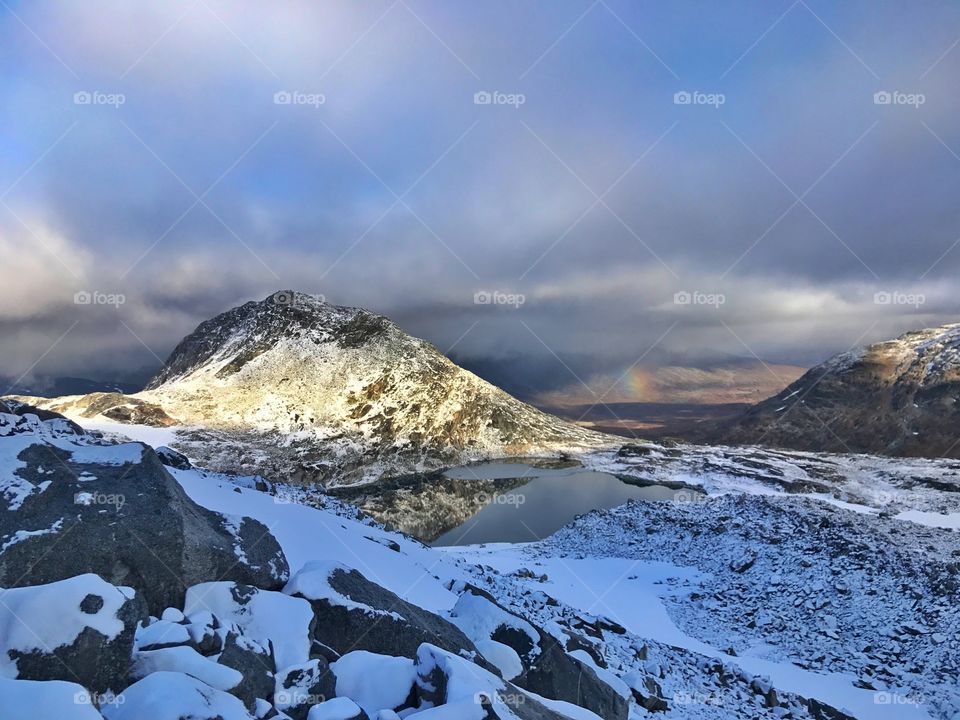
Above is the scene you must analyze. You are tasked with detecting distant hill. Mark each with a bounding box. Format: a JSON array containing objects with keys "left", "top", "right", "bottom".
[{"left": 701, "top": 323, "right": 960, "bottom": 458}]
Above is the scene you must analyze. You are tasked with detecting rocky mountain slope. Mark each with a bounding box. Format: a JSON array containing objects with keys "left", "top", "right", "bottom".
[
  {"left": 700, "top": 323, "right": 960, "bottom": 458},
  {"left": 8, "top": 400, "right": 952, "bottom": 719},
  {"left": 15, "top": 292, "right": 611, "bottom": 485},
  {"left": 0, "top": 400, "right": 634, "bottom": 719}
]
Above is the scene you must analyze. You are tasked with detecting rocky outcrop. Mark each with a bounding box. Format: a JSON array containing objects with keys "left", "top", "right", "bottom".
[
  {"left": 12, "top": 291, "right": 613, "bottom": 485},
  {"left": 448, "top": 584, "right": 630, "bottom": 720},
  {"left": 284, "top": 562, "right": 480, "bottom": 661},
  {"left": 703, "top": 323, "right": 960, "bottom": 458},
  {"left": 414, "top": 643, "right": 571, "bottom": 720},
  {"left": 274, "top": 659, "right": 337, "bottom": 720},
  {"left": 0, "top": 405, "right": 289, "bottom": 615}
]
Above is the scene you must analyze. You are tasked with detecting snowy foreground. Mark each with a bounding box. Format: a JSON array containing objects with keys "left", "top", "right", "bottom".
[{"left": 1, "top": 410, "right": 957, "bottom": 719}]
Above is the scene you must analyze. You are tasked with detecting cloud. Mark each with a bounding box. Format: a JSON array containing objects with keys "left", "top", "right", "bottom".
[
  {"left": 0, "top": 220, "right": 91, "bottom": 320},
  {"left": 1, "top": 1, "right": 960, "bottom": 384}
]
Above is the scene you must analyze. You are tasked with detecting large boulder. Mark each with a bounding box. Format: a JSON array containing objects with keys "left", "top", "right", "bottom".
[
  {"left": 0, "top": 677, "right": 108, "bottom": 719},
  {"left": 101, "top": 671, "right": 254, "bottom": 720},
  {"left": 275, "top": 659, "right": 337, "bottom": 720},
  {"left": 0, "top": 410, "right": 288, "bottom": 615},
  {"left": 448, "top": 585, "right": 629, "bottom": 720},
  {"left": 413, "top": 643, "right": 582, "bottom": 720},
  {"left": 133, "top": 602, "right": 279, "bottom": 711},
  {"left": 331, "top": 651, "right": 417, "bottom": 716},
  {"left": 184, "top": 581, "right": 315, "bottom": 672},
  {"left": 0, "top": 574, "right": 146, "bottom": 692},
  {"left": 217, "top": 630, "right": 276, "bottom": 710},
  {"left": 306, "top": 698, "right": 368, "bottom": 719},
  {"left": 283, "top": 562, "right": 479, "bottom": 662}
]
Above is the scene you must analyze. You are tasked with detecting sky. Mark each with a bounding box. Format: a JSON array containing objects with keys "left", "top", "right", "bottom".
[{"left": 2, "top": 0, "right": 960, "bottom": 398}]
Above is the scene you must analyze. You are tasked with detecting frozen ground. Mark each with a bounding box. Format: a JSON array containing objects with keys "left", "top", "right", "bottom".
[{"left": 8, "top": 411, "right": 956, "bottom": 719}]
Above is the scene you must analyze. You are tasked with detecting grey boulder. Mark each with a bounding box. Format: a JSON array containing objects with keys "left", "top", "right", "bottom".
[
  {"left": 0, "top": 574, "right": 146, "bottom": 693},
  {"left": 0, "top": 423, "right": 288, "bottom": 615},
  {"left": 283, "top": 561, "right": 479, "bottom": 662}
]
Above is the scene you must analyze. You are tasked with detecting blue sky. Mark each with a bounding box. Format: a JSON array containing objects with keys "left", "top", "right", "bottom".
[{"left": 2, "top": 1, "right": 960, "bottom": 394}]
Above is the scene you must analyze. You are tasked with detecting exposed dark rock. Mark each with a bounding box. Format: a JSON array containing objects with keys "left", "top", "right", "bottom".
[
  {"left": 274, "top": 659, "right": 337, "bottom": 720},
  {"left": 285, "top": 563, "right": 481, "bottom": 662},
  {"left": 217, "top": 631, "right": 275, "bottom": 711},
  {"left": 156, "top": 445, "right": 192, "bottom": 470},
  {"left": 0, "top": 437, "right": 288, "bottom": 615},
  {"left": 2, "top": 575, "right": 147, "bottom": 693},
  {"left": 448, "top": 586, "right": 629, "bottom": 720}
]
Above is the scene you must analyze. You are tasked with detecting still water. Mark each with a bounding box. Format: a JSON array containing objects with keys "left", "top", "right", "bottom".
[{"left": 432, "top": 462, "right": 682, "bottom": 546}]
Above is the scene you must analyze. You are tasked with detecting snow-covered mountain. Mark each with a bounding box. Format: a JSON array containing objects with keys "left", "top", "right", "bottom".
[
  {"left": 17, "top": 292, "right": 612, "bottom": 485},
  {"left": 703, "top": 323, "right": 960, "bottom": 457}
]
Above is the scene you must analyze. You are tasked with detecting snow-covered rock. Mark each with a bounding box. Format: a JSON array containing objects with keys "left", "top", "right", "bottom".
[
  {"left": 331, "top": 651, "right": 416, "bottom": 716},
  {"left": 101, "top": 671, "right": 254, "bottom": 720},
  {"left": 184, "top": 581, "right": 314, "bottom": 671},
  {"left": 306, "top": 697, "right": 367, "bottom": 720},
  {"left": 0, "top": 574, "right": 144, "bottom": 692},
  {"left": 0, "top": 677, "right": 108, "bottom": 719},
  {"left": 447, "top": 585, "right": 628, "bottom": 720},
  {"left": 0, "top": 405, "right": 289, "bottom": 615},
  {"left": 284, "top": 561, "right": 479, "bottom": 661},
  {"left": 275, "top": 659, "right": 337, "bottom": 720}
]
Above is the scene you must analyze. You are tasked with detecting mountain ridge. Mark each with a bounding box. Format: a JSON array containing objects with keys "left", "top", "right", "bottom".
[
  {"left": 700, "top": 322, "right": 960, "bottom": 457},
  {"left": 11, "top": 291, "right": 613, "bottom": 484}
]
